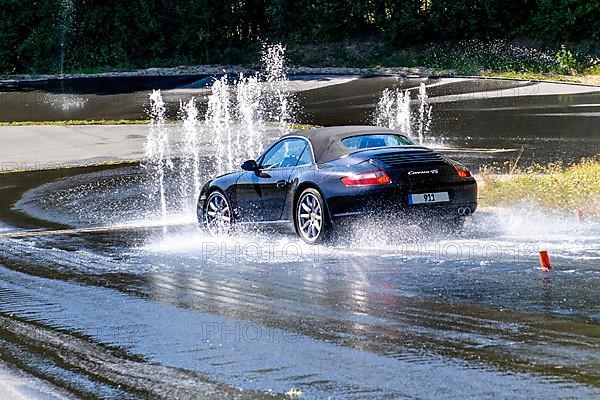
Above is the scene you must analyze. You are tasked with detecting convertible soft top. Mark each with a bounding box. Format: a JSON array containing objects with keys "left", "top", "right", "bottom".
[{"left": 282, "top": 125, "right": 407, "bottom": 163}]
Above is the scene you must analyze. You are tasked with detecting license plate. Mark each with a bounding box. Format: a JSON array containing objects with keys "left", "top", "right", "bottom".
[{"left": 408, "top": 192, "right": 449, "bottom": 205}]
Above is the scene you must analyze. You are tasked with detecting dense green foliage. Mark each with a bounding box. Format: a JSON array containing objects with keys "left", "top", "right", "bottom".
[{"left": 0, "top": 0, "right": 599, "bottom": 74}]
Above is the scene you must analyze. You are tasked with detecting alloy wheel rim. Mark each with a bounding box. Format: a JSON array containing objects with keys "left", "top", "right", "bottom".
[
  {"left": 205, "top": 192, "right": 231, "bottom": 234},
  {"left": 298, "top": 193, "right": 322, "bottom": 241}
]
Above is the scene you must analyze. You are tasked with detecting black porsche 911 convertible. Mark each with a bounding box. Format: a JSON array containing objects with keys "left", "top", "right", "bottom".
[{"left": 197, "top": 126, "right": 477, "bottom": 243}]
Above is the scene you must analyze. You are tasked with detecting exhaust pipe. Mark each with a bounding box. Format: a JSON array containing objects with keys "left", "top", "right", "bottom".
[{"left": 457, "top": 207, "right": 472, "bottom": 216}]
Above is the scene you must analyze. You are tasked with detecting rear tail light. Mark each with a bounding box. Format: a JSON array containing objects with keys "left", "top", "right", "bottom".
[
  {"left": 453, "top": 162, "right": 472, "bottom": 179},
  {"left": 341, "top": 170, "right": 392, "bottom": 186}
]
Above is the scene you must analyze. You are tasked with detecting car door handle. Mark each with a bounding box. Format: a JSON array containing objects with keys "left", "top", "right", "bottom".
[{"left": 276, "top": 180, "right": 288, "bottom": 188}]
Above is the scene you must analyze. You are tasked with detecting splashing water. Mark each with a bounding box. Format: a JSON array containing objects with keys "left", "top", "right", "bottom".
[
  {"left": 58, "top": 0, "right": 74, "bottom": 76},
  {"left": 260, "top": 43, "right": 294, "bottom": 133},
  {"left": 178, "top": 98, "right": 201, "bottom": 215},
  {"left": 236, "top": 73, "right": 264, "bottom": 158},
  {"left": 374, "top": 82, "right": 433, "bottom": 145},
  {"left": 143, "top": 44, "right": 296, "bottom": 222},
  {"left": 204, "top": 43, "right": 295, "bottom": 176},
  {"left": 144, "top": 90, "right": 172, "bottom": 223},
  {"left": 261, "top": 43, "right": 287, "bottom": 83},
  {"left": 375, "top": 88, "right": 411, "bottom": 136},
  {"left": 205, "top": 75, "right": 233, "bottom": 174},
  {"left": 415, "top": 82, "right": 433, "bottom": 144},
  {"left": 42, "top": 93, "right": 88, "bottom": 111}
]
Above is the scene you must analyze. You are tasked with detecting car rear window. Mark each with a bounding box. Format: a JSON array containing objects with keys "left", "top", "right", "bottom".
[{"left": 341, "top": 134, "right": 414, "bottom": 150}]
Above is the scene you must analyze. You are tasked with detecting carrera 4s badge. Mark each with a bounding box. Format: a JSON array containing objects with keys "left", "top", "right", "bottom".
[{"left": 408, "top": 169, "right": 439, "bottom": 175}]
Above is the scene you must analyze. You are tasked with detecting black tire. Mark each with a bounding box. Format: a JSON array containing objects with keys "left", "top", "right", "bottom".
[
  {"left": 201, "top": 190, "right": 233, "bottom": 235},
  {"left": 295, "top": 188, "right": 330, "bottom": 244}
]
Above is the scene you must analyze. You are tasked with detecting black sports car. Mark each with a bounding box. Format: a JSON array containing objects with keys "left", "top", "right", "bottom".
[{"left": 197, "top": 126, "right": 477, "bottom": 243}]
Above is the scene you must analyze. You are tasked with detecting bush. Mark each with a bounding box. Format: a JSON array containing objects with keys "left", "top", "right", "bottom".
[{"left": 555, "top": 45, "right": 580, "bottom": 74}]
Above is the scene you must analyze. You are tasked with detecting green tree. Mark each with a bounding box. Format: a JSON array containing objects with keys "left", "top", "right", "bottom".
[
  {"left": 0, "top": 0, "right": 62, "bottom": 73},
  {"left": 531, "top": 0, "right": 600, "bottom": 41}
]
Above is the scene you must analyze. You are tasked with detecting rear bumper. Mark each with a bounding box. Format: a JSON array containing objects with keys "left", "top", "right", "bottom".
[{"left": 326, "top": 178, "right": 478, "bottom": 220}]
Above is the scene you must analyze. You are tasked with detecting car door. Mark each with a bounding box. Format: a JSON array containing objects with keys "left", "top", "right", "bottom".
[{"left": 235, "top": 138, "right": 309, "bottom": 222}]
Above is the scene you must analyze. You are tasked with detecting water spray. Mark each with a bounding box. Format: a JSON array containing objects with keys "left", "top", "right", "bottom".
[
  {"left": 179, "top": 97, "right": 201, "bottom": 214},
  {"left": 204, "top": 43, "right": 295, "bottom": 176},
  {"left": 205, "top": 75, "right": 233, "bottom": 174},
  {"left": 374, "top": 82, "right": 433, "bottom": 145},
  {"left": 375, "top": 88, "right": 412, "bottom": 137},
  {"left": 58, "top": 0, "right": 74, "bottom": 76},
  {"left": 416, "top": 82, "right": 433, "bottom": 145},
  {"left": 144, "top": 90, "right": 172, "bottom": 224},
  {"left": 143, "top": 44, "right": 296, "bottom": 222},
  {"left": 236, "top": 73, "right": 264, "bottom": 158},
  {"left": 260, "top": 43, "right": 294, "bottom": 134}
]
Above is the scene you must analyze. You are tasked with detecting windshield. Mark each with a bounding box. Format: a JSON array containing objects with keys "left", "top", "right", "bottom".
[{"left": 341, "top": 134, "right": 414, "bottom": 150}]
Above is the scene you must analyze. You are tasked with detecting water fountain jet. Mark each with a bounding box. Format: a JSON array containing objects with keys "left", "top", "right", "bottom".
[
  {"left": 203, "top": 43, "right": 295, "bottom": 177},
  {"left": 415, "top": 82, "right": 433, "bottom": 145},
  {"left": 374, "top": 82, "right": 432, "bottom": 145},
  {"left": 58, "top": 0, "right": 74, "bottom": 76},
  {"left": 143, "top": 43, "right": 297, "bottom": 220},
  {"left": 236, "top": 73, "right": 264, "bottom": 159},
  {"left": 179, "top": 98, "right": 201, "bottom": 215},
  {"left": 260, "top": 43, "right": 294, "bottom": 134},
  {"left": 375, "top": 88, "right": 411, "bottom": 135},
  {"left": 144, "top": 90, "right": 172, "bottom": 224},
  {"left": 205, "top": 75, "right": 233, "bottom": 174}
]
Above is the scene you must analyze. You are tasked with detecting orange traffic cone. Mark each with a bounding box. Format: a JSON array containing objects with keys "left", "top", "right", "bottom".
[{"left": 539, "top": 250, "right": 551, "bottom": 272}]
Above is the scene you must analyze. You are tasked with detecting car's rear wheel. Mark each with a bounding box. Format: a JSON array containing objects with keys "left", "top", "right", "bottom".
[
  {"left": 295, "top": 188, "right": 329, "bottom": 244},
  {"left": 202, "top": 191, "right": 233, "bottom": 235}
]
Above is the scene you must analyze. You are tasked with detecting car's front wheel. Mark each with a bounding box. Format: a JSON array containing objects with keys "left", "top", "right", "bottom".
[
  {"left": 295, "top": 188, "right": 329, "bottom": 244},
  {"left": 201, "top": 191, "right": 233, "bottom": 235}
]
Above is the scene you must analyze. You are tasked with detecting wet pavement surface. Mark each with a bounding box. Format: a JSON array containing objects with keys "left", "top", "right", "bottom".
[
  {"left": 0, "top": 76, "right": 599, "bottom": 399},
  {"left": 1, "top": 162, "right": 599, "bottom": 399}
]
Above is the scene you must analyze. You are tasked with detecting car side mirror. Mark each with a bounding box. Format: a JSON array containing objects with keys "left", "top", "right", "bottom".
[{"left": 241, "top": 159, "right": 258, "bottom": 171}]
